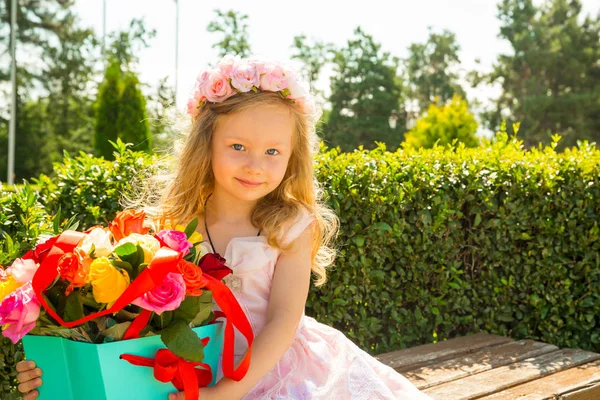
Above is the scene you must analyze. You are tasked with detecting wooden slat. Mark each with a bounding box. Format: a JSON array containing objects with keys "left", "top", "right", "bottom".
[
  {"left": 404, "top": 339, "right": 558, "bottom": 389},
  {"left": 561, "top": 383, "right": 600, "bottom": 400},
  {"left": 477, "top": 359, "right": 600, "bottom": 400},
  {"left": 376, "top": 333, "right": 512, "bottom": 371},
  {"left": 422, "top": 349, "right": 600, "bottom": 400}
]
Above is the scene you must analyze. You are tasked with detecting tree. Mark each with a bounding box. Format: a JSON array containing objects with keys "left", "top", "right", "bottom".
[
  {"left": 404, "top": 28, "right": 466, "bottom": 113},
  {"left": 94, "top": 61, "right": 121, "bottom": 159},
  {"left": 403, "top": 95, "right": 479, "bottom": 149},
  {"left": 146, "top": 77, "right": 177, "bottom": 152},
  {"left": 207, "top": 9, "right": 251, "bottom": 58},
  {"left": 118, "top": 72, "right": 151, "bottom": 152},
  {"left": 325, "top": 27, "right": 405, "bottom": 152},
  {"left": 0, "top": 0, "right": 99, "bottom": 180},
  {"left": 290, "top": 34, "right": 335, "bottom": 97},
  {"left": 479, "top": 0, "right": 600, "bottom": 148}
]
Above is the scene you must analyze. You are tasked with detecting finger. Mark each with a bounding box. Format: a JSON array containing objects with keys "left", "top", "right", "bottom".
[
  {"left": 16, "top": 361, "right": 36, "bottom": 373},
  {"left": 23, "top": 390, "right": 39, "bottom": 400},
  {"left": 18, "top": 378, "right": 43, "bottom": 394},
  {"left": 168, "top": 392, "right": 185, "bottom": 400},
  {"left": 17, "top": 368, "right": 42, "bottom": 383}
]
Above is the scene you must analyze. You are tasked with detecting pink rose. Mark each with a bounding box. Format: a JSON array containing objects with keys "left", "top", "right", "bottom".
[
  {"left": 156, "top": 230, "right": 193, "bottom": 257},
  {"left": 132, "top": 272, "right": 186, "bottom": 315},
  {"left": 284, "top": 71, "right": 309, "bottom": 100},
  {"left": 260, "top": 63, "right": 288, "bottom": 92},
  {"left": 0, "top": 282, "right": 40, "bottom": 344},
  {"left": 217, "top": 55, "right": 240, "bottom": 76},
  {"left": 7, "top": 258, "right": 38, "bottom": 283},
  {"left": 195, "top": 70, "right": 210, "bottom": 89},
  {"left": 187, "top": 98, "right": 200, "bottom": 118},
  {"left": 247, "top": 58, "right": 266, "bottom": 76},
  {"left": 199, "top": 71, "right": 235, "bottom": 103},
  {"left": 230, "top": 63, "right": 260, "bottom": 93}
]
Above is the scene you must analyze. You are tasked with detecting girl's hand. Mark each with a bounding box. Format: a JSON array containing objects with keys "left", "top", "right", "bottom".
[
  {"left": 168, "top": 386, "right": 227, "bottom": 400},
  {"left": 16, "top": 360, "right": 43, "bottom": 400}
]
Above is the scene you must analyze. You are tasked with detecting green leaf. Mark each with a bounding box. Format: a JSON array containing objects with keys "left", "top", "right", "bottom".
[
  {"left": 99, "top": 321, "right": 132, "bottom": 342},
  {"left": 173, "top": 296, "right": 202, "bottom": 323},
  {"left": 161, "top": 320, "right": 205, "bottom": 362},
  {"left": 474, "top": 214, "right": 482, "bottom": 227},
  {"left": 191, "top": 291, "right": 214, "bottom": 326},
  {"left": 184, "top": 218, "right": 199, "bottom": 239},
  {"left": 372, "top": 222, "right": 392, "bottom": 231},
  {"left": 53, "top": 205, "right": 62, "bottom": 234},
  {"left": 64, "top": 290, "right": 84, "bottom": 323}
]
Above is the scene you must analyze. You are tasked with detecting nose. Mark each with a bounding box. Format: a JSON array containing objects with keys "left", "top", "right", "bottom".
[{"left": 243, "top": 154, "right": 263, "bottom": 175}]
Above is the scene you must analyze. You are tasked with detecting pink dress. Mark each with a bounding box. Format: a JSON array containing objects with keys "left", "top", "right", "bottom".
[{"left": 211, "top": 209, "right": 431, "bottom": 399}]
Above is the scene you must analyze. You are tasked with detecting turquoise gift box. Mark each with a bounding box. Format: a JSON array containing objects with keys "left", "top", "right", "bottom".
[{"left": 21, "top": 322, "right": 224, "bottom": 400}]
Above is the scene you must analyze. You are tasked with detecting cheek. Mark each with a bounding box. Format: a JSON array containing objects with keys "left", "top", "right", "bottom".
[{"left": 267, "top": 157, "right": 290, "bottom": 181}]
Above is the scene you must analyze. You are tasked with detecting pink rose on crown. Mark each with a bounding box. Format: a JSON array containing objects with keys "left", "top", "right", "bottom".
[
  {"left": 156, "top": 229, "right": 193, "bottom": 257},
  {"left": 260, "top": 63, "right": 288, "bottom": 92},
  {"left": 200, "top": 70, "right": 235, "bottom": 103},
  {"left": 0, "top": 282, "right": 40, "bottom": 344},
  {"left": 132, "top": 272, "right": 186, "bottom": 315},
  {"left": 217, "top": 54, "right": 240, "bottom": 76},
  {"left": 230, "top": 63, "right": 261, "bottom": 92}
]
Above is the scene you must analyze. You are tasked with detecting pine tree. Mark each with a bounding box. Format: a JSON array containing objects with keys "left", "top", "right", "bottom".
[
  {"left": 118, "top": 72, "right": 151, "bottom": 152},
  {"left": 94, "top": 61, "right": 121, "bottom": 160}
]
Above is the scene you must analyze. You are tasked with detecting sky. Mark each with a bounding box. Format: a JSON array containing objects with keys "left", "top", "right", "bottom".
[{"left": 73, "top": 0, "right": 600, "bottom": 120}]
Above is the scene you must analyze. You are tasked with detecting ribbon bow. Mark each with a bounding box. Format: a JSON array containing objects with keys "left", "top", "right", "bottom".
[{"left": 120, "top": 340, "right": 212, "bottom": 400}]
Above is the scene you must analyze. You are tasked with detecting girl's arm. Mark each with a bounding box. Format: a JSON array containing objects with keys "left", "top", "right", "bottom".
[{"left": 213, "top": 221, "right": 315, "bottom": 399}]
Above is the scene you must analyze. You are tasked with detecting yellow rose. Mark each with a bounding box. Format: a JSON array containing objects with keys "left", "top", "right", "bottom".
[
  {"left": 116, "top": 233, "right": 161, "bottom": 263},
  {"left": 0, "top": 276, "right": 21, "bottom": 302},
  {"left": 88, "top": 257, "right": 130, "bottom": 304}
]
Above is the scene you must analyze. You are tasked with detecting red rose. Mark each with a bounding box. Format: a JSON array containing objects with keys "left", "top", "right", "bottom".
[{"left": 198, "top": 253, "right": 232, "bottom": 281}]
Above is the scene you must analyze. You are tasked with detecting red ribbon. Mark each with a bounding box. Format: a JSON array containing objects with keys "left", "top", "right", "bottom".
[
  {"left": 31, "top": 230, "right": 182, "bottom": 328},
  {"left": 120, "top": 346, "right": 212, "bottom": 400}
]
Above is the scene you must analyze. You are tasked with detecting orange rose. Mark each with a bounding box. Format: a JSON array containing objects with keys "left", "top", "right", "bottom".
[
  {"left": 58, "top": 248, "right": 91, "bottom": 295},
  {"left": 177, "top": 259, "right": 209, "bottom": 296},
  {"left": 109, "top": 209, "right": 150, "bottom": 241}
]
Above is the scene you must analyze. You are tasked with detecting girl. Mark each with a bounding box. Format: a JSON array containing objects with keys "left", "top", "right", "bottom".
[{"left": 16, "top": 55, "right": 431, "bottom": 400}]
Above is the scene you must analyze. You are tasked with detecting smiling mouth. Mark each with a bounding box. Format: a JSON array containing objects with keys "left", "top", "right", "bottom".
[{"left": 236, "top": 178, "right": 263, "bottom": 187}]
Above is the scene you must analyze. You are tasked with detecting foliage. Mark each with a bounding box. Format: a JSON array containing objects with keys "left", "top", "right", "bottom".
[
  {"left": 94, "top": 61, "right": 122, "bottom": 160},
  {"left": 309, "top": 132, "right": 599, "bottom": 354},
  {"left": 207, "top": 9, "right": 252, "bottom": 58},
  {"left": 117, "top": 72, "right": 151, "bottom": 153},
  {"left": 478, "top": 0, "right": 600, "bottom": 148},
  {"left": 326, "top": 27, "right": 405, "bottom": 152},
  {"left": 35, "top": 140, "right": 157, "bottom": 229},
  {"left": 404, "top": 28, "right": 466, "bottom": 113},
  {"left": 404, "top": 95, "right": 479, "bottom": 149}
]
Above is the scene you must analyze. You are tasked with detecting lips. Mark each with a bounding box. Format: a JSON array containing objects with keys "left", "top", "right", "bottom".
[{"left": 236, "top": 178, "right": 263, "bottom": 187}]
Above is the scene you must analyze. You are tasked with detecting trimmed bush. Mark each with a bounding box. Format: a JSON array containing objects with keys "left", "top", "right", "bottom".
[{"left": 309, "top": 133, "right": 599, "bottom": 353}]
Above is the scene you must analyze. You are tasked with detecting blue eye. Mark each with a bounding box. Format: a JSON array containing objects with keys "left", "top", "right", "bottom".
[
  {"left": 266, "top": 149, "right": 279, "bottom": 156},
  {"left": 232, "top": 144, "right": 245, "bottom": 151}
]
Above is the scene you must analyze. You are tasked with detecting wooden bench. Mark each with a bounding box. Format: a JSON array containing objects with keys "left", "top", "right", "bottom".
[{"left": 376, "top": 333, "right": 600, "bottom": 399}]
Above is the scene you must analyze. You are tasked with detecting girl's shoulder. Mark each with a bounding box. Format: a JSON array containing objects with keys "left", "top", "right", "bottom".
[{"left": 279, "top": 206, "right": 315, "bottom": 247}]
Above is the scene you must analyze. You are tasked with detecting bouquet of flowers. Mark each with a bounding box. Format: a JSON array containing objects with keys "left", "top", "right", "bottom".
[{"left": 0, "top": 210, "right": 253, "bottom": 400}]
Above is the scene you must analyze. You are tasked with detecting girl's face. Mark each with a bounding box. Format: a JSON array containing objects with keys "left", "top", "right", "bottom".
[{"left": 211, "top": 104, "right": 294, "bottom": 203}]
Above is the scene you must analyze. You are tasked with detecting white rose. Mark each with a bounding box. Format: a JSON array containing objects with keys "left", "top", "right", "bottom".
[{"left": 79, "top": 228, "right": 113, "bottom": 258}]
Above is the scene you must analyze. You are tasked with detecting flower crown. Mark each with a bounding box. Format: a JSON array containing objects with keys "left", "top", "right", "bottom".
[{"left": 186, "top": 55, "right": 313, "bottom": 120}]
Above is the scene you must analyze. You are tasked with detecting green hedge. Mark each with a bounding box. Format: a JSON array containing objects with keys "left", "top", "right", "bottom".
[
  {"left": 309, "top": 134, "right": 599, "bottom": 354},
  {"left": 0, "top": 133, "right": 599, "bottom": 396}
]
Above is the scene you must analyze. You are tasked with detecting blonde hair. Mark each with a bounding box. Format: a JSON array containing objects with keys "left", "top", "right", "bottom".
[{"left": 128, "top": 91, "right": 338, "bottom": 286}]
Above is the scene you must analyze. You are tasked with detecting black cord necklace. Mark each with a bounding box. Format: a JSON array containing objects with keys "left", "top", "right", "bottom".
[{"left": 203, "top": 193, "right": 261, "bottom": 255}]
